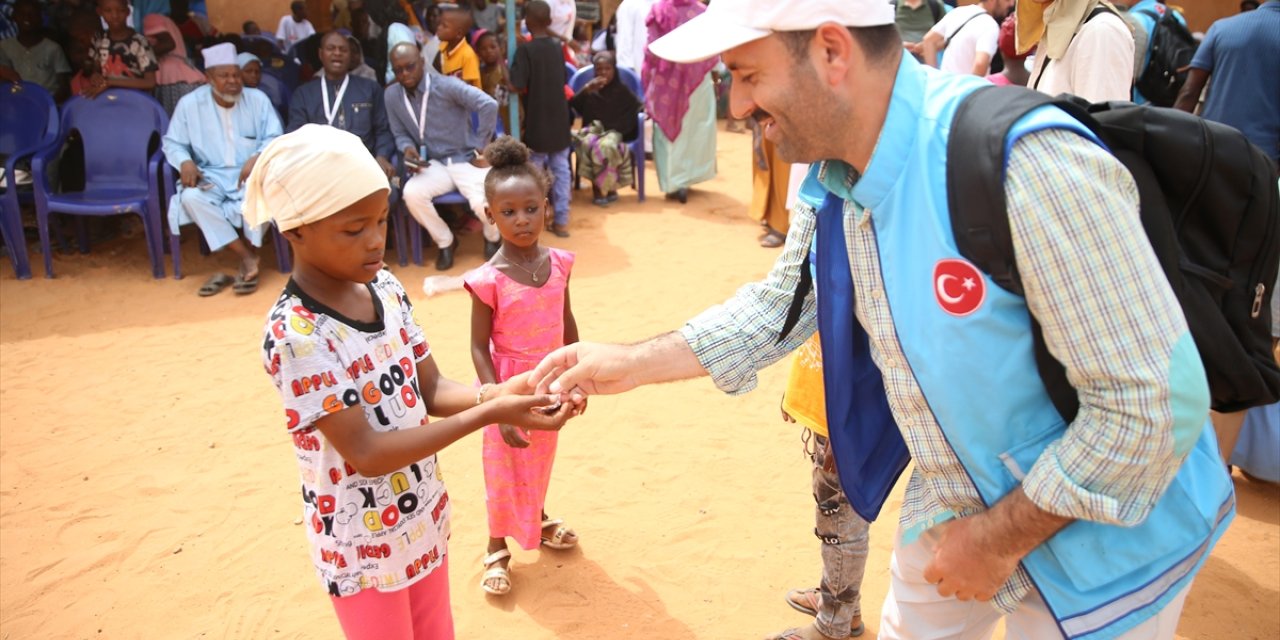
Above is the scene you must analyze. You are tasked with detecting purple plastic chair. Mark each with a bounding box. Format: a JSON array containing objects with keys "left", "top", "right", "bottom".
[
  {"left": 568, "top": 65, "right": 646, "bottom": 202},
  {"left": 31, "top": 89, "right": 168, "bottom": 279},
  {"left": 0, "top": 81, "right": 59, "bottom": 280}
]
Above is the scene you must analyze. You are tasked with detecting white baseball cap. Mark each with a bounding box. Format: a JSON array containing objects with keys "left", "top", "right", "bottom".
[{"left": 648, "top": 0, "right": 898, "bottom": 63}]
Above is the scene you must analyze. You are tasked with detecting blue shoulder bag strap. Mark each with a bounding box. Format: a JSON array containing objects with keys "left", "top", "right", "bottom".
[{"left": 814, "top": 192, "right": 911, "bottom": 523}]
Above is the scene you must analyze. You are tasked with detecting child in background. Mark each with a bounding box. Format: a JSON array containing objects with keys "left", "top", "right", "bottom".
[
  {"left": 85, "top": 0, "right": 157, "bottom": 98},
  {"left": 250, "top": 125, "right": 575, "bottom": 639},
  {"left": 472, "top": 0, "right": 505, "bottom": 33},
  {"left": 276, "top": 0, "right": 316, "bottom": 50},
  {"left": 475, "top": 30, "right": 519, "bottom": 132},
  {"left": 510, "top": 0, "right": 573, "bottom": 238},
  {"left": 436, "top": 5, "right": 482, "bottom": 90},
  {"left": 985, "top": 14, "right": 1029, "bottom": 87},
  {"left": 142, "top": 13, "right": 205, "bottom": 115},
  {"left": 770, "top": 333, "right": 871, "bottom": 640},
  {"left": 464, "top": 136, "right": 581, "bottom": 596},
  {"left": 0, "top": 0, "right": 72, "bottom": 101}
]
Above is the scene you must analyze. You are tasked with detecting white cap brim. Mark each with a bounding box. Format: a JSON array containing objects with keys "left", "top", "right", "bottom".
[{"left": 647, "top": 12, "right": 770, "bottom": 63}]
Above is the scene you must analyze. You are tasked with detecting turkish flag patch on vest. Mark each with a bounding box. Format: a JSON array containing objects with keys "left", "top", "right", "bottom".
[{"left": 933, "top": 259, "right": 986, "bottom": 317}]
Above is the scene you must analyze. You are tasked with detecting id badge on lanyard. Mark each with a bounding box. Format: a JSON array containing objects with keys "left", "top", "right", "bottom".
[
  {"left": 321, "top": 75, "right": 350, "bottom": 127},
  {"left": 404, "top": 74, "right": 431, "bottom": 159}
]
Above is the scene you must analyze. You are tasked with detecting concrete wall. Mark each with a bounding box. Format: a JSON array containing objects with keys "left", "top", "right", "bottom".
[{"left": 205, "top": 0, "right": 331, "bottom": 37}]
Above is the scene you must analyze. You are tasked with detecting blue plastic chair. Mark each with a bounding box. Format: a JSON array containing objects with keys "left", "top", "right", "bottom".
[
  {"left": 31, "top": 90, "right": 168, "bottom": 279},
  {"left": 0, "top": 82, "right": 59, "bottom": 280},
  {"left": 568, "top": 65, "right": 646, "bottom": 202}
]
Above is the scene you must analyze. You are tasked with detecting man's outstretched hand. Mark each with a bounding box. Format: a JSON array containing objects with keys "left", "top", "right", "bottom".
[{"left": 531, "top": 342, "right": 644, "bottom": 399}]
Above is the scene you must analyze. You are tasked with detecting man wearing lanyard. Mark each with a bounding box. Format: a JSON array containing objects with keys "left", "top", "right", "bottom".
[
  {"left": 287, "top": 31, "right": 395, "bottom": 178},
  {"left": 385, "top": 42, "right": 501, "bottom": 271}
]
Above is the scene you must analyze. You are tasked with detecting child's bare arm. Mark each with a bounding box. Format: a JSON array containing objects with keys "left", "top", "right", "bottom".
[
  {"left": 560, "top": 285, "right": 585, "bottom": 414},
  {"left": 107, "top": 69, "right": 156, "bottom": 90},
  {"left": 562, "top": 285, "right": 579, "bottom": 345},
  {"left": 314, "top": 392, "right": 571, "bottom": 477},
  {"left": 415, "top": 352, "right": 542, "bottom": 418},
  {"left": 470, "top": 293, "right": 500, "bottom": 384}
]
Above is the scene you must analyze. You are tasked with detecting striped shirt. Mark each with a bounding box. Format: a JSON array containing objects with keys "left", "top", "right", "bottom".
[{"left": 681, "top": 128, "right": 1192, "bottom": 612}]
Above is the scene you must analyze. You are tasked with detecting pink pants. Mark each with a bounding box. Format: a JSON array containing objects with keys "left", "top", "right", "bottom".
[{"left": 330, "top": 555, "right": 455, "bottom": 640}]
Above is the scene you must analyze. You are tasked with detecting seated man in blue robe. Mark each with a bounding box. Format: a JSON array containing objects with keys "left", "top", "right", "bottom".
[{"left": 163, "top": 42, "right": 283, "bottom": 295}]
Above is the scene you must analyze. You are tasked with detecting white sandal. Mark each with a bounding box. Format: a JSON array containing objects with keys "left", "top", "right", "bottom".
[
  {"left": 540, "top": 518, "right": 579, "bottom": 550},
  {"left": 481, "top": 549, "right": 512, "bottom": 596}
]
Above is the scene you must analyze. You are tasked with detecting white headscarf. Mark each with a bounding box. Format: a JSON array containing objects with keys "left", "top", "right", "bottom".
[{"left": 243, "top": 125, "right": 390, "bottom": 232}]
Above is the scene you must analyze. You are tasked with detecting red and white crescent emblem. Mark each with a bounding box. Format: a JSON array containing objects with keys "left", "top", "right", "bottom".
[{"left": 933, "top": 259, "right": 986, "bottom": 317}]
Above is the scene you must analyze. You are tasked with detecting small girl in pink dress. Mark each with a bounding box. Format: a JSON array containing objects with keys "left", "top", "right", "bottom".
[{"left": 463, "top": 136, "right": 582, "bottom": 596}]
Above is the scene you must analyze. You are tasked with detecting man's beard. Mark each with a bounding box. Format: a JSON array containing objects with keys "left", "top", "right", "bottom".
[
  {"left": 213, "top": 89, "right": 240, "bottom": 104},
  {"left": 764, "top": 72, "right": 845, "bottom": 165}
]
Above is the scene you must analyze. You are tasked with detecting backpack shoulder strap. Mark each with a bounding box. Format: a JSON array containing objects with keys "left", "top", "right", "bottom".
[
  {"left": 946, "top": 86, "right": 1056, "bottom": 296},
  {"left": 947, "top": 86, "right": 1097, "bottom": 423},
  {"left": 944, "top": 11, "right": 988, "bottom": 48},
  {"left": 1085, "top": 5, "right": 1115, "bottom": 22},
  {"left": 928, "top": 0, "right": 944, "bottom": 24}
]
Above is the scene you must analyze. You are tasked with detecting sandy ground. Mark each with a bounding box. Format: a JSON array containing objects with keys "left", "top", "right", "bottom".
[{"left": 1, "top": 129, "right": 1277, "bottom": 640}]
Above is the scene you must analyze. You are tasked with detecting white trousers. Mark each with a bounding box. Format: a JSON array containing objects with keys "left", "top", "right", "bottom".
[
  {"left": 879, "top": 529, "right": 1189, "bottom": 639},
  {"left": 401, "top": 159, "right": 499, "bottom": 248}
]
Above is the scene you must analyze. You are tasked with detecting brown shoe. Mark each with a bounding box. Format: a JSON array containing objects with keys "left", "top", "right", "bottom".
[{"left": 759, "top": 229, "right": 786, "bottom": 248}]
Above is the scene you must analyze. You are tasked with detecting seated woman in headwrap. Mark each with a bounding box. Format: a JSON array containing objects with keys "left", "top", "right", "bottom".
[
  {"left": 570, "top": 51, "right": 641, "bottom": 207},
  {"left": 143, "top": 13, "right": 206, "bottom": 115}
]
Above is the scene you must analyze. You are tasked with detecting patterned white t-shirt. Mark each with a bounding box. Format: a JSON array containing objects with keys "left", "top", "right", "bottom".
[{"left": 262, "top": 271, "right": 450, "bottom": 597}]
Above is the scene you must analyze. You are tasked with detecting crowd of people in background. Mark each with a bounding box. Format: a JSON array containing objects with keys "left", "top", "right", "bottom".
[
  {"left": 0, "top": 0, "right": 746, "bottom": 281},
  {"left": 13, "top": 0, "right": 1262, "bottom": 266}
]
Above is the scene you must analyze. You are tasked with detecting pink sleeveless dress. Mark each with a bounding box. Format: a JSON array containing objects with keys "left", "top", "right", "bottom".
[{"left": 463, "top": 248, "right": 574, "bottom": 549}]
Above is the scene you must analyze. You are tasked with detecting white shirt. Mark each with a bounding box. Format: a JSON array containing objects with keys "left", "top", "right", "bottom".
[
  {"left": 263, "top": 272, "right": 449, "bottom": 597},
  {"left": 276, "top": 15, "right": 316, "bottom": 49},
  {"left": 616, "top": 0, "right": 658, "bottom": 76},
  {"left": 929, "top": 5, "right": 999, "bottom": 75},
  {"left": 1030, "top": 12, "right": 1136, "bottom": 103},
  {"left": 548, "top": 0, "right": 577, "bottom": 42}
]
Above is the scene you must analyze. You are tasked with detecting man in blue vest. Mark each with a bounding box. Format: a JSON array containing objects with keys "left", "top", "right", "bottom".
[{"left": 529, "top": 0, "right": 1234, "bottom": 638}]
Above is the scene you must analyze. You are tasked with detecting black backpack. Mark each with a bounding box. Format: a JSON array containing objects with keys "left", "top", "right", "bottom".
[
  {"left": 948, "top": 86, "right": 1280, "bottom": 421},
  {"left": 1135, "top": 7, "right": 1198, "bottom": 107}
]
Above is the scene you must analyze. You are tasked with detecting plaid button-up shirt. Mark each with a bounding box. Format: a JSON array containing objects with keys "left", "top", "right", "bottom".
[{"left": 680, "top": 129, "right": 1194, "bottom": 613}]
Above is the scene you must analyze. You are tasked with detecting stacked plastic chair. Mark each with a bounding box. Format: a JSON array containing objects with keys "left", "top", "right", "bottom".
[{"left": 0, "top": 81, "right": 59, "bottom": 279}]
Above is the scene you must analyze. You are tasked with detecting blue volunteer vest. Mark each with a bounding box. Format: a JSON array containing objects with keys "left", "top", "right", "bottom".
[{"left": 814, "top": 55, "right": 1235, "bottom": 640}]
